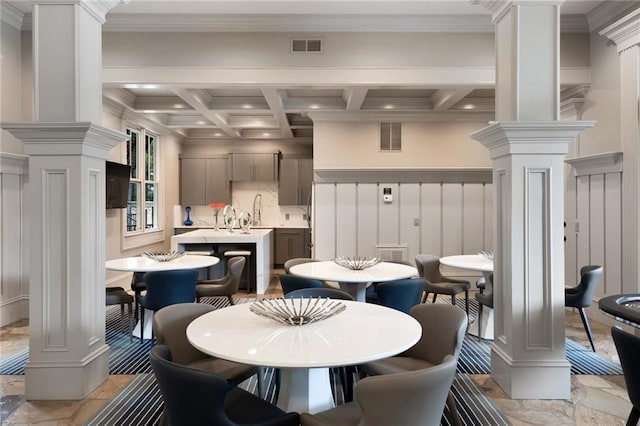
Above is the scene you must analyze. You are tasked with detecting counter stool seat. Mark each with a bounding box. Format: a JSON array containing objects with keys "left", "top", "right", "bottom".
[
  {"left": 106, "top": 287, "right": 134, "bottom": 341},
  {"left": 223, "top": 250, "right": 253, "bottom": 293}
]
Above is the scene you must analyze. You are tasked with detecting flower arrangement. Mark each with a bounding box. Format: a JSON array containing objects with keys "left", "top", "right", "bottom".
[{"left": 209, "top": 202, "right": 227, "bottom": 230}]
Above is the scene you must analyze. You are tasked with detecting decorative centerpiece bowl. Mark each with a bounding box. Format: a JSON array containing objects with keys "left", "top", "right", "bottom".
[
  {"left": 142, "top": 250, "right": 184, "bottom": 262},
  {"left": 332, "top": 256, "right": 382, "bottom": 270},
  {"left": 479, "top": 251, "right": 494, "bottom": 261},
  {"left": 249, "top": 297, "right": 346, "bottom": 326}
]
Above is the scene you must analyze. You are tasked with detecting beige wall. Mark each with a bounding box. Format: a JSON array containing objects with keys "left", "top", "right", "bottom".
[{"left": 313, "top": 121, "right": 491, "bottom": 169}]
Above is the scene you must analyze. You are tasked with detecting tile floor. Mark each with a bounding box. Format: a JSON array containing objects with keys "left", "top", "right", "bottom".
[{"left": 0, "top": 274, "right": 633, "bottom": 425}]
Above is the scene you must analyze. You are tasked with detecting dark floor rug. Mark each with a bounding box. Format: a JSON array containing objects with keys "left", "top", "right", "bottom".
[{"left": 0, "top": 297, "right": 622, "bottom": 376}]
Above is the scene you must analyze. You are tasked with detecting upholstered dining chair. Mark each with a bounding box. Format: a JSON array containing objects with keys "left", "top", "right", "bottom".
[
  {"left": 195, "top": 256, "right": 245, "bottom": 305},
  {"left": 130, "top": 271, "right": 146, "bottom": 321},
  {"left": 365, "top": 278, "right": 425, "bottom": 314},
  {"left": 300, "top": 355, "right": 457, "bottom": 426},
  {"left": 149, "top": 345, "right": 300, "bottom": 426},
  {"left": 137, "top": 269, "right": 199, "bottom": 342},
  {"left": 475, "top": 273, "right": 493, "bottom": 342},
  {"left": 279, "top": 274, "right": 324, "bottom": 295},
  {"left": 284, "top": 257, "right": 320, "bottom": 274},
  {"left": 415, "top": 254, "right": 471, "bottom": 315},
  {"left": 359, "top": 303, "right": 468, "bottom": 426},
  {"left": 153, "top": 303, "right": 264, "bottom": 398},
  {"left": 565, "top": 265, "right": 603, "bottom": 352},
  {"left": 366, "top": 259, "right": 417, "bottom": 303},
  {"left": 611, "top": 326, "right": 640, "bottom": 426},
  {"left": 284, "top": 287, "right": 354, "bottom": 300}
]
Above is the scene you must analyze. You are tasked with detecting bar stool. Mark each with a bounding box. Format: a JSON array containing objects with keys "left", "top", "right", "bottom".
[
  {"left": 106, "top": 287, "right": 134, "bottom": 341},
  {"left": 223, "top": 249, "right": 253, "bottom": 293}
]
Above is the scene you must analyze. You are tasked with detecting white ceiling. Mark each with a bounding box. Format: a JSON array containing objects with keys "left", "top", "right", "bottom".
[{"left": 5, "top": 0, "right": 621, "bottom": 145}]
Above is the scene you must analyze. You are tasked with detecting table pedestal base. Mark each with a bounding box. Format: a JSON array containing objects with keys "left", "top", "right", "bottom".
[
  {"left": 468, "top": 307, "right": 494, "bottom": 340},
  {"left": 338, "top": 282, "right": 368, "bottom": 302},
  {"left": 132, "top": 309, "right": 153, "bottom": 340},
  {"left": 277, "top": 368, "right": 335, "bottom": 414}
]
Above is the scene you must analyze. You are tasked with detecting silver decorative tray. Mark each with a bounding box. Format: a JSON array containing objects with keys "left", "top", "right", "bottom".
[
  {"left": 332, "top": 256, "right": 382, "bottom": 270},
  {"left": 250, "top": 297, "right": 346, "bottom": 326},
  {"left": 142, "top": 251, "right": 184, "bottom": 262}
]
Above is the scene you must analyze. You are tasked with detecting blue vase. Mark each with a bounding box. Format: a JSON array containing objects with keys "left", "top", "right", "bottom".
[{"left": 184, "top": 206, "right": 193, "bottom": 226}]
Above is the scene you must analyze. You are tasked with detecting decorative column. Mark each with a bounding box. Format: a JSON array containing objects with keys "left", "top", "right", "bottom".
[
  {"left": 470, "top": 1, "right": 593, "bottom": 399},
  {"left": 2, "top": 0, "right": 126, "bottom": 400},
  {"left": 600, "top": 9, "right": 640, "bottom": 294}
]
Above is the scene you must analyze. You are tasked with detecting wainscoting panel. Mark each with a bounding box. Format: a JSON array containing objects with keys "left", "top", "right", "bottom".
[
  {"left": 313, "top": 183, "right": 337, "bottom": 260},
  {"left": 356, "top": 184, "right": 378, "bottom": 258},
  {"left": 336, "top": 184, "right": 357, "bottom": 258},
  {"left": 463, "top": 183, "right": 486, "bottom": 255},
  {"left": 399, "top": 183, "right": 421, "bottom": 261},
  {"left": 378, "top": 183, "right": 400, "bottom": 245},
  {"left": 442, "top": 184, "right": 464, "bottom": 256},
  {"left": 589, "top": 174, "right": 606, "bottom": 298},
  {"left": 420, "top": 183, "right": 442, "bottom": 257},
  {"left": 604, "top": 173, "right": 622, "bottom": 296}
]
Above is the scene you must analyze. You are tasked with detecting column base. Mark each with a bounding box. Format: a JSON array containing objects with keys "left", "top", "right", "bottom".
[
  {"left": 491, "top": 344, "right": 571, "bottom": 399},
  {"left": 24, "top": 344, "right": 109, "bottom": 400}
]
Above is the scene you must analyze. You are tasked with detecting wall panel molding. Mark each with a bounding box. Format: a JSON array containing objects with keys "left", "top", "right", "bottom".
[{"left": 314, "top": 168, "right": 493, "bottom": 184}]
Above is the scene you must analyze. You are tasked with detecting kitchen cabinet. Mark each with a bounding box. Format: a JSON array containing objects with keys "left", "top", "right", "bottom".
[
  {"left": 275, "top": 228, "right": 311, "bottom": 265},
  {"left": 231, "top": 153, "right": 278, "bottom": 182},
  {"left": 180, "top": 157, "right": 231, "bottom": 206},
  {"left": 278, "top": 158, "right": 313, "bottom": 205}
]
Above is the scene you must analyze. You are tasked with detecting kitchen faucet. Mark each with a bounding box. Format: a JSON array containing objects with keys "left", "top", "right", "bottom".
[{"left": 253, "top": 193, "right": 262, "bottom": 225}]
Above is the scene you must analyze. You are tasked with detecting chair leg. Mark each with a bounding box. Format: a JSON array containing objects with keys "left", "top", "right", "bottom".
[
  {"left": 477, "top": 303, "right": 483, "bottom": 341},
  {"left": 421, "top": 292, "right": 428, "bottom": 304},
  {"left": 120, "top": 304, "right": 125, "bottom": 333},
  {"left": 451, "top": 294, "right": 456, "bottom": 306},
  {"left": 464, "top": 290, "right": 469, "bottom": 316},
  {"left": 140, "top": 307, "right": 145, "bottom": 343},
  {"left": 446, "top": 392, "right": 462, "bottom": 426},
  {"left": 432, "top": 294, "right": 437, "bottom": 304},
  {"left": 228, "top": 295, "right": 235, "bottom": 305},
  {"left": 578, "top": 308, "right": 596, "bottom": 352},
  {"left": 196, "top": 296, "right": 201, "bottom": 303},
  {"left": 627, "top": 406, "right": 640, "bottom": 426},
  {"left": 256, "top": 368, "right": 265, "bottom": 399},
  {"left": 127, "top": 302, "right": 132, "bottom": 342}
]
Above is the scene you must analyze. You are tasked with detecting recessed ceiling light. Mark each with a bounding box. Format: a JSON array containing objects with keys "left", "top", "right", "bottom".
[
  {"left": 214, "top": 132, "right": 223, "bottom": 137},
  {"left": 309, "top": 104, "right": 319, "bottom": 109},
  {"left": 142, "top": 110, "right": 157, "bottom": 113},
  {"left": 142, "top": 84, "right": 158, "bottom": 89},
  {"left": 262, "top": 132, "right": 270, "bottom": 137},
  {"left": 383, "top": 104, "right": 394, "bottom": 109},
  {"left": 242, "top": 104, "right": 253, "bottom": 109},
  {"left": 462, "top": 104, "right": 475, "bottom": 110},
  {"left": 173, "top": 103, "right": 185, "bottom": 108},
  {"left": 197, "top": 120, "right": 207, "bottom": 125}
]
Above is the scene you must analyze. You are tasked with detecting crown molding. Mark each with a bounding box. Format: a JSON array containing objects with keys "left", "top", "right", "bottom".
[
  {"left": 0, "top": 1, "right": 24, "bottom": 30},
  {"left": 587, "top": 1, "right": 639, "bottom": 32},
  {"left": 600, "top": 7, "right": 640, "bottom": 52},
  {"left": 0, "top": 153, "right": 28, "bottom": 175},
  {"left": 565, "top": 151, "right": 623, "bottom": 176},
  {"left": 560, "top": 98, "right": 585, "bottom": 120},
  {"left": 314, "top": 167, "right": 493, "bottom": 184},
  {"left": 307, "top": 110, "right": 494, "bottom": 123}
]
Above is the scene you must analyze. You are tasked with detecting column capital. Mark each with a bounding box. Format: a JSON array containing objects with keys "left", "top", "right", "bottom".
[
  {"left": 2, "top": 122, "right": 127, "bottom": 159},
  {"left": 470, "top": 120, "right": 595, "bottom": 158},
  {"left": 471, "top": 0, "right": 564, "bottom": 24},
  {"left": 31, "top": 0, "right": 128, "bottom": 23},
  {"left": 600, "top": 7, "right": 640, "bottom": 52}
]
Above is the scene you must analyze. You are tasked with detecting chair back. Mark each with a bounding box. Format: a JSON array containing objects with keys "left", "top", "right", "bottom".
[
  {"left": 279, "top": 274, "right": 324, "bottom": 295},
  {"left": 285, "top": 287, "right": 353, "bottom": 300},
  {"left": 141, "top": 269, "right": 198, "bottom": 311},
  {"left": 565, "top": 265, "right": 603, "bottom": 309},
  {"left": 149, "top": 345, "right": 234, "bottom": 426},
  {"left": 373, "top": 278, "right": 425, "bottom": 314},
  {"left": 153, "top": 303, "right": 216, "bottom": 365},
  {"left": 405, "top": 303, "right": 468, "bottom": 365},
  {"left": 611, "top": 326, "right": 640, "bottom": 410},
  {"left": 130, "top": 271, "right": 146, "bottom": 292},
  {"left": 414, "top": 254, "right": 444, "bottom": 283},
  {"left": 475, "top": 273, "right": 494, "bottom": 309},
  {"left": 284, "top": 258, "right": 320, "bottom": 274},
  {"left": 355, "top": 355, "right": 457, "bottom": 426}
]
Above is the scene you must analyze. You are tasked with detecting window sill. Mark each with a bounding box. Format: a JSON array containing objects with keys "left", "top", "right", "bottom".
[{"left": 122, "top": 228, "right": 165, "bottom": 251}]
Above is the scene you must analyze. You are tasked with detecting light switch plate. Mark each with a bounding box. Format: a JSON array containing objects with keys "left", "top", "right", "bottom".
[
  {"left": 413, "top": 218, "right": 420, "bottom": 226},
  {"left": 285, "top": 213, "right": 290, "bottom": 220}
]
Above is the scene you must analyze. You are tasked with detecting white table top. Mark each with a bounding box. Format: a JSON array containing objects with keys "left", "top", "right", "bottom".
[
  {"left": 439, "top": 254, "right": 493, "bottom": 273},
  {"left": 289, "top": 260, "right": 418, "bottom": 283},
  {"left": 105, "top": 254, "right": 219, "bottom": 272},
  {"left": 187, "top": 300, "right": 421, "bottom": 368}
]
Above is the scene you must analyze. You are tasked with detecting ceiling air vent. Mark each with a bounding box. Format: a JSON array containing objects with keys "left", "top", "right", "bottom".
[
  {"left": 380, "top": 122, "right": 402, "bottom": 151},
  {"left": 291, "top": 39, "right": 323, "bottom": 53}
]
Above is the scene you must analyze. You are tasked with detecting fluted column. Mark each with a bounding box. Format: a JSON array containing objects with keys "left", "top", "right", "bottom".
[{"left": 471, "top": 0, "right": 593, "bottom": 399}]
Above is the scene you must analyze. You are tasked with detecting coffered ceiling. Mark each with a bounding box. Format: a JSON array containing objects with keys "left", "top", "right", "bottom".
[{"left": 5, "top": 0, "right": 629, "bottom": 145}]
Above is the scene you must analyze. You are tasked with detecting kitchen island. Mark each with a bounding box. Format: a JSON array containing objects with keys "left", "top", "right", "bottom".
[{"left": 171, "top": 228, "right": 273, "bottom": 294}]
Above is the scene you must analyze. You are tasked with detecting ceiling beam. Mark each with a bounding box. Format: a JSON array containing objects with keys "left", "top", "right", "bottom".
[
  {"left": 343, "top": 87, "right": 369, "bottom": 111},
  {"left": 173, "top": 88, "right": 241, "bottom": 138},
  {"left": 431, "top": 88, "right": 474, "bottom": 111},
  {"left": 261, "top": 88, "right": 294, "bottom": 139}
]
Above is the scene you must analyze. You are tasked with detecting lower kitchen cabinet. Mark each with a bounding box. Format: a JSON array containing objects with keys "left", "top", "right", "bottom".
[{"left": 275, "top": 228, "right": 311, "bottom": 265}]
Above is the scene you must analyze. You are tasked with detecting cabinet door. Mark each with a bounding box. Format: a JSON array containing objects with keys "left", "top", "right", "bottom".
[
  {"left": 298, "top": 158, "right": 313, "bottom": 206},
  {"left": 180, "top": 158, "right": 206, "bottom": 206},
  {"left": 278, "top": 158, "right": 300, "bottom": 205},
  {"left": 274, "top": 232, "right": 289, "bottom": 264},
  {"left": 289, "top": 231, "right": 306, "bottom": 258},
  {"left": 304, "top": 229, "right": 312, "bottom": 257},
  {"left": 231, "top": 153, "right": 253, "bottom": 181},
  {"left": 205, "top": 158, "right": 230, "bottom": 204},
  {"left": 252, "top": 153, "right": 277, "bottom": 181}
]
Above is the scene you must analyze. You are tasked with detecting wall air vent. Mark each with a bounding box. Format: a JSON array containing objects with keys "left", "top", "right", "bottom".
[
  {"left": 380, "top": 122, "right": 402, "bottom": 151},
  {"left": 376, "top": 244, "right": 408, "bottom": 262},
  {"left": 291, "top": 39, "right": 323, "bottom": 53}
]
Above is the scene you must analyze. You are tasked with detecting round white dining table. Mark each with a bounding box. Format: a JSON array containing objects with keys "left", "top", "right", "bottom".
[
  {"left": 187, "top": 300, "right": 421, "bottom": 414},
  {"left": 288, "top": 260, "right": 418, "bottom": 302},
  {"left": 440, "top": 254, "right": 494, "bottom": 339},
  {"left": 105, "top": 254, "right": 219, "bottom": 339}
]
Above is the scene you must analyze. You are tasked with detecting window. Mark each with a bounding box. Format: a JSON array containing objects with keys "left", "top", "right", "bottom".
[
  {"left": 379, "top": 122, "right": 402, "bottom": 151},
  {"left": 126, "top": 128, "right": 159, "bottom": 233}
]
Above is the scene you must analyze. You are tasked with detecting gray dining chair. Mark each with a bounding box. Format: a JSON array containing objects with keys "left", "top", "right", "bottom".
[{"left": 415, "top": 254, "right": 471, "bottom": 316}]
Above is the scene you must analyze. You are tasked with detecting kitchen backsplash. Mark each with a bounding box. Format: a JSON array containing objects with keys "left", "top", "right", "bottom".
[{"left": 175, "top": 181, "right": 309, "bottom": 228}]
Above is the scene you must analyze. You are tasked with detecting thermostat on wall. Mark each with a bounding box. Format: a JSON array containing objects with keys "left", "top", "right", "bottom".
[{"left": 383, "top": 187, "right": 393, "bottom": 203}]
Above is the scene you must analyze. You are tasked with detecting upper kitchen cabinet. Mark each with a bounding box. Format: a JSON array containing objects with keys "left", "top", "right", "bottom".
[
  {"left": 279, "top": 158, "right": 313, "bottom": 205},
  {"left": 231, "top": 153, "right": 279, "bottom": 182},
  {"left": 180, "top": 157, "right": 231, "bottom": 206}
]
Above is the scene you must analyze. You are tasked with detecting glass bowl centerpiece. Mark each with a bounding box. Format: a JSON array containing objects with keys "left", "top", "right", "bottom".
[
  {"left": 222, "top": 205, "right": 237, "bottom": 233},
  {"left": 249, "top": 297, "right": 346, "bottom": 326},
  {"left": 332, "top": 256, "right": 382, "bottom": 270},
  {"left": 142, "top": 250, "right": 184, "bottom": 262},
  {"left": 209, "top": 202, "right": 226, "bottom": 231},
  {"left": 238, "top": 210, "right": 252, "bottom": 234}
]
